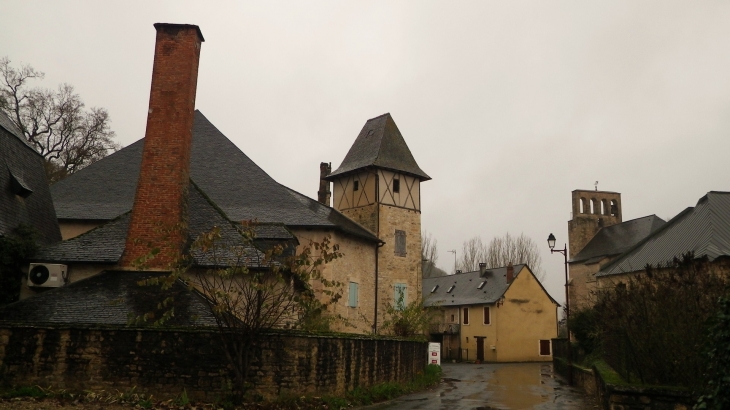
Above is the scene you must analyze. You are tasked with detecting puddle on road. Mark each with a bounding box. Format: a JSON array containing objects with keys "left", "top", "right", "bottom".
[{"left": 484, "top": 363, "right": 556, "bottom": 409}]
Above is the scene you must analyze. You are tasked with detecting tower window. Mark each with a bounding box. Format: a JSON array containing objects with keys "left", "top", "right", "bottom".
[
  {"left": 353, "top": 180, "right": 359, "bottom": 191},
  {"left": 394, "top": 283, "right": 407, "bottom": 310},
  {"left": 393, "top": 179, "right": 400, "bottom": 193},
  {"left": 395, "top": 230, "right": 406, "bottom": 256}
]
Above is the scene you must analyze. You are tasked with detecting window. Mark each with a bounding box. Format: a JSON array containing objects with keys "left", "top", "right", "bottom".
[
  {"left": 430, "top": 285, "right": 439, "bottom": 293},
  {"left": 463, "top": 307, "right": 469, "bottom": 325},
  {"left": 539, "top": 340, "right": 551, "bottom": 356},
  {"left": 394, "top": 283, "right": 407, "bottom": 310},
  {"left": 447, "top": 285, "right": 455, "bottom": 293},
  {"left": 353, "top": 180, "right": 359, "bottom": 191},
  {"left": 393, "top": 179, "right": 400, "bottom": 193},
  {"left": 450, "top": 314, "right": 455, "bottom": 322},
  {"left": 395, "top": 230, "right": 406, "bottom": 256},
  {"left": 348, "top": 282, "right": 359, "bottom": 307},
  {"left": 477, "top": 281, "right": 486, "bottom": 289},
  {"left": 483, "top": 306, "right": 490, "bottom": 325}
]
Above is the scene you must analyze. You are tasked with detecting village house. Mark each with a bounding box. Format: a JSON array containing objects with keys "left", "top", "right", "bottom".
[
  {"left": 567, "top": 189, "right": 730, "bottom": 308},
  {"left": 0, "top": 110, "right": 62, "bottom": 304},
  {"left": 0, "top": 22, "right": 429, "bottom": 401},
  {"left": 594, "top": 191, "right": 730, "bottom": 288},
  {"left": 423, "top": 264, "right": 558, "bottom": 363},
  {"left": 8, "top": 22, "right": 429, "bottom": 335}
]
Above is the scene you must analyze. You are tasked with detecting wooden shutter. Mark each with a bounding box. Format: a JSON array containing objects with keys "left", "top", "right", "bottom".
[
  {"left": 540, "top": 340, "right": 551, "bottom": 356},
  {"left": 348, "top": 282, "right": 358, "bottom": 307},
  {"left": 483, "top": 306, "right": 490, "bottom": 325},
  {"left": 463, "top": 307, "right": 469, "bottom": 325}
]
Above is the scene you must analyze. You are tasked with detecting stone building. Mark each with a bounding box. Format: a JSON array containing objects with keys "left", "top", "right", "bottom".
[
  {"left": 595, "top": 191, "right": 730, "bottom": 289},
  {"left": 12, "top": 23, "right": 429, "bottom": 335},
  {"left": 567, "top": 189, "right": 730, "bottom": 309},
  {"left": 325, "top": 113, "right": 430, "bottom": 328}
]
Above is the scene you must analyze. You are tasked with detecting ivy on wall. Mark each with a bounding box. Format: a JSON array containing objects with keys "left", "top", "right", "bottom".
[{"left": 0, "top": 225, "right": 38, "bottom": 306}]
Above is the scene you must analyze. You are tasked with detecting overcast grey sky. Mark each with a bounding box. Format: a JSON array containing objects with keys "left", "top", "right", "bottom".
[{"left": 3, "top": 1, "right": 730, "bottom": 306}]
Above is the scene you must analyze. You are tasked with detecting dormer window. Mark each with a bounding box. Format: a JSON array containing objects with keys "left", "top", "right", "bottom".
[
  {"left": 430, "top": 285, "right": 439, "bottom": 293},
  {"left": 477, "top": 281, "right": 486, "bottom": 289},
  {"left": 393, "top": 179, "right": 400, "bottom": 193},
  {"left": 447, "top": 285, "right": 455, "bottom": 293}
]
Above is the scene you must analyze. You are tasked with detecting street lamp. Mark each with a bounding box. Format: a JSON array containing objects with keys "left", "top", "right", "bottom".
[{"left": 547, "top": 233, "right": 572, "bottom": 385}]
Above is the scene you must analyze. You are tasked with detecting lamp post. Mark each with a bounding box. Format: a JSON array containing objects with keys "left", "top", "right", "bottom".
[{"left": 547, "top": 233, "right": 572, "bottom": 385}]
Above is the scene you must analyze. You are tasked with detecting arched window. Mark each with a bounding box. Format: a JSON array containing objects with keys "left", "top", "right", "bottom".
[
  {"left": 601, "top": 199, "right": 607, "bottom": 215},
  {"left": 590, "top": 198, "right": 597, "bottom": 214},
  {"left": 610, "top": 200, "right": 619, "bottom": 217},
  {"left": 580, "top": 198, "right": 587, "bottom": 214}
]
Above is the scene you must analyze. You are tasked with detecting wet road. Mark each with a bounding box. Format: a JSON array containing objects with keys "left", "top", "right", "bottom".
[{"left": 366, "top": 362, "right": 597, "bottom": 410}]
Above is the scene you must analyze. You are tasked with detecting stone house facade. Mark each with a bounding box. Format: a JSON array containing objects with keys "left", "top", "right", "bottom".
[{"left": 14, "top": 23, "right": 429, "bottom": 336}]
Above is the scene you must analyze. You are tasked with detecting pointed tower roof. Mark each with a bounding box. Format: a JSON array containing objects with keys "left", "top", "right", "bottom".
[{"left": 327, "top": 113, "right": 430, "bottom": 181}]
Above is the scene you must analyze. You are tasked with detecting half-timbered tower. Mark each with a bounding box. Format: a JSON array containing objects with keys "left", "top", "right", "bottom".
[{"left": 327, "top": 113, "right": 430, "bottom": 329}]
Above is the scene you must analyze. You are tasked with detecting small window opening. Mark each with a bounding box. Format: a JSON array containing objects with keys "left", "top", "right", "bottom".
[
  {"left": 463, "top": 308, "right": 469, "bottom": 325},
  {"left": 447, "top": 285, "right": 455, "bottom": 293},
  {"left": 590, "top": 198, "right": 597, "bottom": 214},
  {"left": 601, "top": 199, "right": 607, "bottom": 215},
  {"left": 430, "top": 285, "right": 439, "bottom": 293},
  {"left": 353, "top": 180, "right": 359, "bottom": 191},
  {"left": 580, "top": 197, "right": 587, "bottom": 214},
  {"left": 483, "top": 306, "right": 491, "bottom": 325},
  {"left": 477, "top": 281, "right": 486, "bottom": 289},
  {"left": 450, "top": 314, "right": 455, "bottom": 322},
  {"left": 610, "top": 200, "right": 619, "bottom": 217},
  {"left": 395, "top": 230, "right": 406, "bottom": 257},
  {"left": 393, "top": 179, "right": 400, "bottom": 193}
]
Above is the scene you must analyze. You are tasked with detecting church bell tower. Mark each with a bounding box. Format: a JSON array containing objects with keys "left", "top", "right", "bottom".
[{"left": 326, "top": 113, "right": 430, "bottom": 329}]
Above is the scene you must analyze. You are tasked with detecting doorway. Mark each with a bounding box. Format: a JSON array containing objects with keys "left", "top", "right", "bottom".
[{"left": 476, "top": 336, "right": 486, "bottom": 361}]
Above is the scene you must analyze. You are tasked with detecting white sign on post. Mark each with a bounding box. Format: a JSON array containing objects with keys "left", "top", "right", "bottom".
[{"left": 428, "top": 342, "right": 441, "bottom": 366}]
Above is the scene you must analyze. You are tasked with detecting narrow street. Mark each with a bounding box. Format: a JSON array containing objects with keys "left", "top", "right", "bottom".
[{"left": 366, "top": 362, "right": 597, "bottom": 410}]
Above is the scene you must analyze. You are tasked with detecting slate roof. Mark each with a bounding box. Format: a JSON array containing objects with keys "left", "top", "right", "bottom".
[
  {"left": 570, "top": 215, "right": 666, "bottom": 263},
  {"left": 327, "top": 113, "right": 430, "bottom": 181},
  {"left": 0, "top": 111, "right": 61, "bottom": 244},
  {"left": 597, "top": 192, "right": 730, "bottom": 277},
  {"left": 50, "top": 110, "right": 378, "bottom": 243},
  {"left": 0, "top": 270, "right": 217, "bottom": 327},
  {"left": 36, "top": 182, "right": 270, "bottom": 267},
  {"left": 422, "top": 264, "right": 557, "bottom": 307}
]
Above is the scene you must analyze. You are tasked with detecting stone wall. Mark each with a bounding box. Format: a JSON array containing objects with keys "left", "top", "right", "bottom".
[
  {"left": 0, "top": 325, "right": 427, "bottom": 401},
  {"left": 552, "top": 346, "right": 693, "bottom": 410}
]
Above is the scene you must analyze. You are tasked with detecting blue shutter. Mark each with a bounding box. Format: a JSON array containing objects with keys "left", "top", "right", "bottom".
[
  {"left": 394, "top": 283, "right": 407, "bottom": 310},
  {"left": 348, "top": 282, "right": 358, "bottom": 307}
]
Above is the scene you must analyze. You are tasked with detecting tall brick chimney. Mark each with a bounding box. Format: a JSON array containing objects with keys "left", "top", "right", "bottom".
[
  {"left": 317, "top": 162, "right": 331, "bottom": 206},
  {"left": 120, "top": 23, "right": 204, "bottom": 269},
  {"left": 506, "top": 263, "right": 514, "bottom": 283}
]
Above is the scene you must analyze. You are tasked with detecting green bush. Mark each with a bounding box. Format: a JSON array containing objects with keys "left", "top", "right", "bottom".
[{"left": 695, "top": 293, "right": 730, "bottom": 409}]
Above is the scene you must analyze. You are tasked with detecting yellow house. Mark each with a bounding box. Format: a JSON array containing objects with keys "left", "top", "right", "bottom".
[{"left": 424, "top": 264, "right": 559, "bottom": 362}]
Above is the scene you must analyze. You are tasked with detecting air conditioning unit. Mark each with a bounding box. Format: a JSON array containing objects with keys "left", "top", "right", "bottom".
[{"left": 27, "top": 263, "right": 67, "bottom": 288}]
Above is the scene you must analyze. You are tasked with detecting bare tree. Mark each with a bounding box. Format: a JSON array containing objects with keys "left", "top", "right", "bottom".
[
  {"left": 421, "top": 231, "right": 440, "bottom": 278},
  {"left": 456, "top": 236, "right": 486, "bottom": 273},
  {"left": 457, "top": 233, "right": 544, "bottom": 281},
  {"left": 132, "top": 223, "right": 343, "bottom": 401},
  {"left": 0, "top": 57, "right": 119, "bottom": 182}
]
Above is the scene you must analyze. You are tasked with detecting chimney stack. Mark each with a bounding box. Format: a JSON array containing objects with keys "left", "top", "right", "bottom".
[
  {"left": 506, "top": 263, "right": 514, "bottom": 283},
  {"left": 479, "top": 262, "right": 487, "bottom": 277},
  {"left": 120, "top": 23, "right": 204, "bottom": 269},
  {"left": 317, "top": 162, "right": 331, "bottom": 206}
]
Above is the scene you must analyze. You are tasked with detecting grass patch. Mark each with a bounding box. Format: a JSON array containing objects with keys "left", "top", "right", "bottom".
[{"left": 343, "top": 364, "right": 442, "bottom": 406}]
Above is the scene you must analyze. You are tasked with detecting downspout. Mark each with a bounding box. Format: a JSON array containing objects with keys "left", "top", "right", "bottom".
[{"left": 373, "top": 169, "right": 382, "bottom": 334}]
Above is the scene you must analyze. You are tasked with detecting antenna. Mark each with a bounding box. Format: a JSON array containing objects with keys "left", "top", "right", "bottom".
[{"left": 448, "top": 250, "right": 457, "bottom": 274}]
